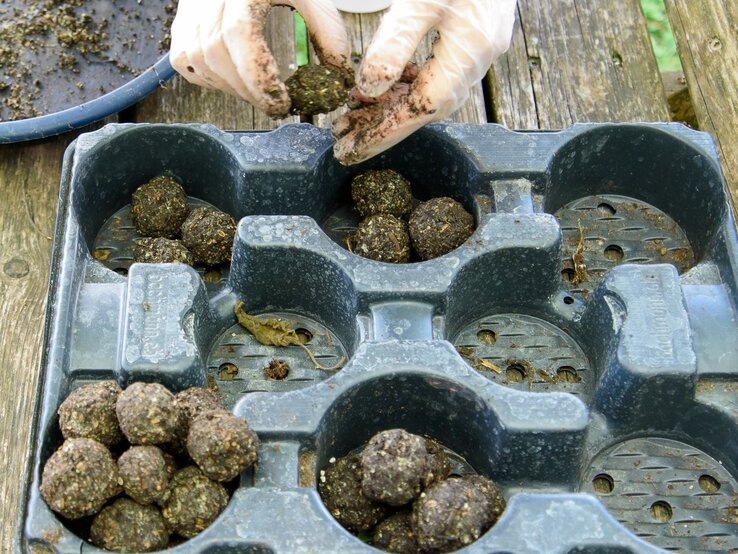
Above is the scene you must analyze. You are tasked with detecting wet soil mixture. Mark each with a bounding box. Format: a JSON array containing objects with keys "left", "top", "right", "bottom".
[{"left": 0, "top": 0, "right": 175, "bottom": 121}]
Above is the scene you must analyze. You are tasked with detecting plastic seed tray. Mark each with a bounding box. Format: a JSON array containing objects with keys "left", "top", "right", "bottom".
[{"left": 18, "top": 122, "right": 738, "bottom": 553}]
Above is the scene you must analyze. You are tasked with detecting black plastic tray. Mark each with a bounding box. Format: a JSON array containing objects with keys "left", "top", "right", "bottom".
[{"left": 18, "top": 122, "right": 738, "bottom": 553}]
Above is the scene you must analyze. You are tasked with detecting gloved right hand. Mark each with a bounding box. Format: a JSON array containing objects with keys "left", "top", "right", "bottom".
[{"left": 169, "top": 0, "right": 353, "bottom": 118}]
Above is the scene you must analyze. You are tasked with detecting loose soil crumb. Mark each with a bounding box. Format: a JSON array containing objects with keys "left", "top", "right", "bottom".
[
  {"left": 264, "top": 359, "right": 290, "bottom": 380},
  {"left": 0, "top": 0, "right": 175, "bottom": 121}
]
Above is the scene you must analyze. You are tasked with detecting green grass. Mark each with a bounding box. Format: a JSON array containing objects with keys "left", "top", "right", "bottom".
[
  {"left": 640, "top": 0, "right": 682, "bottom": 71},
  {"left": 294, "top": 2, "right": 681, "bottom": 72}
]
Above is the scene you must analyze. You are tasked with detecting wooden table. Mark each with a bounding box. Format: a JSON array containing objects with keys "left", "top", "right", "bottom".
[{"left": 1, "top": 1, "right": 736, "bottom": 547}]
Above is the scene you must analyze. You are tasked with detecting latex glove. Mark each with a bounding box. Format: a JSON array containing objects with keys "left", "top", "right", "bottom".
[
  {"left": 333, "top": 0, "right": 517, "bottom": 165},
  {"left": 170, "top": 0, "right": 352, "bottom": 118}
]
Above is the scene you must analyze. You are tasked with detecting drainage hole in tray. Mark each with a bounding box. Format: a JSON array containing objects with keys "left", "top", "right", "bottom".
[
  {"left": 318, "top": 429, "right": 505, "bottom": 553},
  {"left": 206, "top": 312, "right": 347, "bottom": 409},
  {"left": 454, "top": 313, "right": 591, "bottom": 400},
  {"left": 582, "top": 437, "right": 738, "bottom": 553},
  {"left": 92, "top": 197, "right": 230, "bottom": 293},
  {"left": 555, "top": 194, "right": 695, "bottom": 298}
]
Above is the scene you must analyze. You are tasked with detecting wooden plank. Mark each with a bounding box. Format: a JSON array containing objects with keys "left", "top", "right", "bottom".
[
  {"left": 0, "top": 133, "right": 74, "bottom": 550},
  {"left": 313, "top": 9, "right": 486, "bottom": 128},
  {"left": 132, "top": 6, "right": 299, "bottom": 130},
  {"left": 488, "top": 0, "right": 670, "bottom": 128},
  {"left": 664, "top": 0, "right": 738, "bottom": 202}
]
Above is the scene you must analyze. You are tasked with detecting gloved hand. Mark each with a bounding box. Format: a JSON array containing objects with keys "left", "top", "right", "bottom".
[
  {"left": 333, "top": 0, "right": 517, "bottom": 165},
  {"left": 169, "top": 0, "right": 352, "bottom": 118}
]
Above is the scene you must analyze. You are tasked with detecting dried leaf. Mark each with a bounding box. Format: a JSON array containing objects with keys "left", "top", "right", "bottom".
[
  {"left": 235, "top": 301, "right": 302, "bottom": 347},
  {"left": 571, "top": 220, "right": 589, "bottom": 286},
  {"left": 477, "top": 359, "right": 502, "bottom": 374}
]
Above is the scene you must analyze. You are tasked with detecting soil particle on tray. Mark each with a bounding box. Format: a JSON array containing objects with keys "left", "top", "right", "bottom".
[
  {"left": 264, "top": 358, "right": 290, "bottom": 380},
  {"left": 89, "top": 497, "right": 169, "bottom": 552},
  {"left": 186, "top": 410, "right": 259, "bottom": 482},
  {"left": 161, "top": 466, "right": 229, "bottom": 539},
  {"left": 117, "top": 445, "right": 170, "bottom": 505},
  {"left": 181, "top": 207, "right": 237, "bottom": 266},
  {"left": 412, "top": 475, "right": 505, "bottom": 553},
  {"left": 408, "top": 197, "right": 475, "bottom": 260},
  {"left": 133, "top": 237, "right": 194, "bottom": 264},
  {"left": 285, "top": 64, "right": 349, "bottom": 116},
  {"left": 352, "top": 214, "right": 411, "bottom": 263},
  {"left": 130, "top": 176, "right": 189, "bottom": 238},
  {"left": 373, "top": 511, "right": 421, "bottom": 554},
  {"left": 351, "top": 169, "right": 414, "bottom": 218},
  {"left": 361, "top": 429, "right": 448, "bottom": 507},
  {"left": 57, "top": 380, "right": 123, "bottom": 446},
  {"left": 39, "top": 438, "right": 121, "bottom": 519},
  {"left": 116, "top": 382, "right": 181, "bottom": 445},
  {"left": 319, "top": 453, "right": 389, "bottom": 532}
]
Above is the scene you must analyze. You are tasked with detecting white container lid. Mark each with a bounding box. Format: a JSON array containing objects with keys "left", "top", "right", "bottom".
[{"left": 333, "top": 0, "right": 392, "bottom": 13}]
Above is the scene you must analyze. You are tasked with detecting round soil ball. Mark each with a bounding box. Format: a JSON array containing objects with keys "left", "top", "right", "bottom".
[
  {"left": 40, "top": 438, "right": 121, "bottom": 519},
  {"left": 187, "top": 410, "right": 259, "bottom": 482},
  {"left": 161, "top": 466, "right": 229, "bottom": 539},
  {"left": 57, "top": 380, "right": 123, "bottom": 446},
  {"left": 411, "top": 475, "right": 505, "bottom": 553},
  {"left": 423, "top": 438, "right": 452, "bottom": 486},
  {"left": 361, "top": 429, "right": 437, "bottom": 506},
  {"left": 133, "top": 237, "right": 193, "bottom": 265},
  {"left": 373, "top": 511, "right": 421, "bottom": 554},
  {"left": 319, "top": 453, "right": 389, "bottom": 533},
  {"left": 118, "top": 445, "right": 170, "bottom": 505},
  {"left": 116, "top": 382, "right": 181, "bottom": 445},
  {"left": 408, "top": 197, "right": 475, "bottom": 260},
  {"left": 131, "top": 176, "right": 189, "bottom": 238},
  {"left": 351, "top": 169, "right": 413, "bottom": 218},
  {"left": 174, "top": 387, "right": 222, "bottom": 430},
  {"left": 286, "top": 64, "right": 349, "bottom": 116},
  {"left": 352, "top": 215, "right": 410, "bottom": 264},
  {"left": 90, "top": 497, "right": 169, "bottom": 552},
  {"left": 180, "top": 207, "right": 237, "bottom": 266}
]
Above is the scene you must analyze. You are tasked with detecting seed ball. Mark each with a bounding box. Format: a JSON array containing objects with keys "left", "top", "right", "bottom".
[
  {"left": 423, "top": 438, "right": 452, "bottom": 487},
  {"left": 118, "top": 446, "right": 170, "bottom": 505},
  {"left": 130, "top": 176, "right": 189, "bottom": 238},
  {"left": 116, "top": 382, "right": 180, "bottom": 445},
  {"left": 57, "top": 380, "right": 123, "bottom": 446},
  {"left": 161, "top": 466, "right": 229, "bottom": 539},
  {"left": 90, "top": 497, "right": 169, "bottom": 552},
  {"left": 361, "top": 429, "right": 438, "bottom": 506},
  {"left": 319, "top": 453, "right": 389, "bottom": 533},
  {"left": 286, "top": 64, "right": 349, "bottom": 116},
  {"left": 187, "top": 410, "right": 259, "bottom": 482},
  {"left": 408, "top": 197, "right": 475, "bottom": 260},
  {"left": 352, "top": 215, "right": 410, "bottom": 264},
  {"left": 411, "top": 475, "right": 505, "bottom": 553},
  {"left": 133, "top": 237, "right": 193, "bottom": 265},
  {"left": 373, "top": 511, "right": 421, "bottom": 554},
  {"left": 351, "top": 169, "right": 414, "bottom": 218},
  {"left": 180, "top": 207, "right": 237, "bottom": 266},
  {"left": 174, "top": 387, "right": 222, "bottom": 430},
  {"left": 40, "top": 438, "right": 121, "bottom": 519}
]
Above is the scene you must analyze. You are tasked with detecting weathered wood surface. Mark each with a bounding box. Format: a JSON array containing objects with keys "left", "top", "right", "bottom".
[
  {"left": 488, "top": 0, "right": 671, "bottom": 128},
  {"left": 664, "top": 0, "right": 738, "bottom": 203},
  {"left": 313, "top": 9, "right": 486, "bottom": 129},
  {"left": 0, "top": 133, "right": 81, "bottom": 551}
]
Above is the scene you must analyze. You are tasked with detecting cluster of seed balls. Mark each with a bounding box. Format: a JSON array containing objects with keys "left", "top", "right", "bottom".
[
  {"left": 130, "top": 175, "right": 237, "bottom": 267},
  {"left": 319, "top": 429, "right": 506, "bottom": 553},
  {"left": 40, "top": 381, "right": 259, "bottom": 552},
  {"left": 350, "top": 170, "right": 475, "bottom": 263}
]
